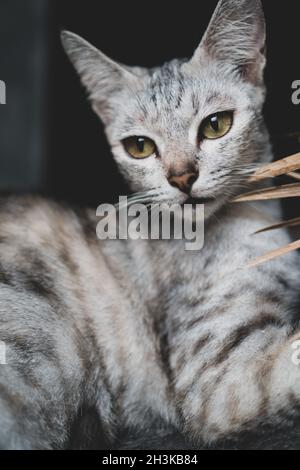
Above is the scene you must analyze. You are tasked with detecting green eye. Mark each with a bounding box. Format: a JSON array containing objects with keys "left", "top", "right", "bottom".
[
  {"left": 199, "top": 111, "right": 233, "bottom": 140},
  {"left": 123, "top": 136, "right": 157, "bottom": 159}
]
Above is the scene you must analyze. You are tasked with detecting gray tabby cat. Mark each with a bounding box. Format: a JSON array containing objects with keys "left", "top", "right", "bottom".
[{"left": 1, "top": 0, "right": 300, "bottom": 450}]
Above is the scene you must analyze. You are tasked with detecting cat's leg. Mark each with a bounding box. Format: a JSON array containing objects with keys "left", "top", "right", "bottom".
[
  {"left": 167, "top": 215, "right": 300, "bottom": 446},
  {"left": 172, "top": 309, "right": 300, "bottom": 446},
  {"left": 116, "top": 425, "right": 197, "bottom": 450},
  {"left": 0, "top": 293, "right": 92, "bottom": 450}
]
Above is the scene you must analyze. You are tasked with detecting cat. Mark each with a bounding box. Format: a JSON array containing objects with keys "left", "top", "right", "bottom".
[{"left": 0, "top": 0, "right": 300, "bottom": 450}]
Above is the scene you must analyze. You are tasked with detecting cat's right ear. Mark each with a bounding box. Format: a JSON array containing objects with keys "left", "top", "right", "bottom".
[
  {"left": 186, "top": 0, "right": 266, "bottom": 85},
  {"left": 61, "top": 31, "right": 138, "bottom": 124}
]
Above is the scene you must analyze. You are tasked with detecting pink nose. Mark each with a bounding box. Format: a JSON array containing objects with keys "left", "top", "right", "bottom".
[{"left": 168, "top": 171, "right": 199, "bottom": 194}]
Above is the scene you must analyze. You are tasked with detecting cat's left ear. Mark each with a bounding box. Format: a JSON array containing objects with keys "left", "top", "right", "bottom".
[
  {"left": 187, "top": 0, "right": 266, "bottom": 85},
  {"left": 61, "top": 31, "right": 139, "bottom": 124}
]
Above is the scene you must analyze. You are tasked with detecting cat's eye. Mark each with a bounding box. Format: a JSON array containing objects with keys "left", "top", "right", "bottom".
[
  {"left": 123, "top": 137, "right": 157, "bottom": 159},
  {"left": 199, "top": 111, "right": 233, "bottom": 141}
]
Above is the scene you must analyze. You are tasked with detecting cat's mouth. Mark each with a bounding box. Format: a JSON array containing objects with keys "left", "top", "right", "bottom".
[{"left": 182, "top": 197, "right": 215, "bottom": 207}]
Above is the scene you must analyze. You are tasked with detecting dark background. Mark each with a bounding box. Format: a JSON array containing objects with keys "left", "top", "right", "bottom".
[{"left": 0, "top": 0, "right": 299, "bottom": 210}]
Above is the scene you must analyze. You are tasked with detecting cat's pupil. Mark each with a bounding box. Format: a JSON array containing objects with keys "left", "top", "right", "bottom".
[
  {"left": 137, "top": 138, "right": 145, "bottom": 153},
  {"left": 210, "top": 115, "right": 219, "bottom": 132}
]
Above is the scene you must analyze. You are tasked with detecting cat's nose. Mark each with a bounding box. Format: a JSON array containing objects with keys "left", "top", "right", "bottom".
[{"left": 168, "top": 171, "right": 199, "bottom": 194}]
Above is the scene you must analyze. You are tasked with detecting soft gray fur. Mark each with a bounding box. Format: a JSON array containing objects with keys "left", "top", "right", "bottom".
[{"left": 1, "top": 0, "right": 300, "bottom": 450}]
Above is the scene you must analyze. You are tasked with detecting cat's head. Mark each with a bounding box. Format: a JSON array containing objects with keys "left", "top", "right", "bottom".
[{"left": 62, "top": 0, "right": 270, "bottom": 218}]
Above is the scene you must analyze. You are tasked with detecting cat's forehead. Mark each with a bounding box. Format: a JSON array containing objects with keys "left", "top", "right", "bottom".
[
  {"left": 112, "top": 59, "right": 255, "bottom": 140},
  {"left": 129, "top": 61, "right": 243, "bottom": 124}
]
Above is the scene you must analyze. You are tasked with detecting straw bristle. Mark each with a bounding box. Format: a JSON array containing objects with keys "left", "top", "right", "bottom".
[
  {"left": 233, "top": 183, "right": 300, "bottom": 203},
  {"left": 248, "top": 152, "right": 300, "bottom": 182},
  {"left": 288, "top": 172, "right": 300, "bottom": 181},
  {"left": 248, "top": 240, "right": 300, "bottom": 268},
  {"left": 233, "top": 152, "right": 300, "bottom": 266},
  {"left": 254, "top": 217, "right": 300, "bottom": 235}
]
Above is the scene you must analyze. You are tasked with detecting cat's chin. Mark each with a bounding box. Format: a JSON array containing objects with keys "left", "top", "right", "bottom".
[
  {"left": 181, "top": 197, "right": 221, "bottom": 222},
  {"left": 184, "top": 197, "right": 215, "bottom": 207}
]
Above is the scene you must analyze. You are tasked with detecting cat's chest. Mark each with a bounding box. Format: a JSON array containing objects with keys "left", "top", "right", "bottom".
[{"left": 135, "top": 240, "right": 217, "bottom": 318}]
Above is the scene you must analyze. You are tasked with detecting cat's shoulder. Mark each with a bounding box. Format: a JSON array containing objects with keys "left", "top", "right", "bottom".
[
  {"left": 212, "top": 202, "right": 294, "bottom": 256},
  {"left": 218, "top": 202, "right": 283, "bottom": 236}
]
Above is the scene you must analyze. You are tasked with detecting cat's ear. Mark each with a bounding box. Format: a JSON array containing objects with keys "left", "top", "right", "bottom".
[
  {"left": 61, "top": 31, "right": 139, "bottom": 124},
  {"left": 188, "top": 0, "right": 266, "bottom": 84}
]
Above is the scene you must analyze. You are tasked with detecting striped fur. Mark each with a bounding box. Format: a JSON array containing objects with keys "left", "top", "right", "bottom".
[{"left": 1, "top": 0, "right": 300, "bottom": 450}]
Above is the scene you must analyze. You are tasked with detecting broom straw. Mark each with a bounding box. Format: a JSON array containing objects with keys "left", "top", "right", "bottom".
[{"left": 232, "top": 152, "right": 300, "bottom": 266}]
